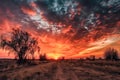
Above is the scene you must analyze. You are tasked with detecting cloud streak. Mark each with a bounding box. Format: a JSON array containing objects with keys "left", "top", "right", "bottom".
[{"left": 0, "top": 0, "right": 120, "bottom": 59}]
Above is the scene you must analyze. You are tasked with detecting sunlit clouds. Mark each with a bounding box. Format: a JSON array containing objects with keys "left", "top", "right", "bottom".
[{"left": 0, "top": 0, "right": 120, "bottom": 59}]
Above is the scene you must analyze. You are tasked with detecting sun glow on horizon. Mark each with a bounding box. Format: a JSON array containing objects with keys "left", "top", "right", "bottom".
[
  {"left": 0, "top": 0, "right": 120, "bottom": 59},
  {"left": 47, "top": 53, "right": 63, "bottom": 60}
]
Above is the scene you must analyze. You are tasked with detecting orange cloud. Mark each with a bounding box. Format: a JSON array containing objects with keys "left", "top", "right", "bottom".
[{"left": 21, "top": 6, "right": 36, "bottom": 16}]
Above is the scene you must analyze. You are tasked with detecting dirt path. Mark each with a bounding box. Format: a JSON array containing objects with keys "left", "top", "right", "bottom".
[
  {"left": 53, "top": 63, "right": 79, "bottom": 80},
  {"left": 1, "top": 61, "right": 120, "bottom": 80},
  {"left": 0, "top": 62, "right": 79, "bottom": 80}
]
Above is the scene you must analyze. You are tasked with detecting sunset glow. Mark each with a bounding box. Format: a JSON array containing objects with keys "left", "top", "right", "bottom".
[{"left": 0, "top": 0, "right": 120, "bottom": 59}]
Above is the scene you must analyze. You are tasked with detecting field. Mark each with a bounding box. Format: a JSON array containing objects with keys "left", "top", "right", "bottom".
[{"left": 0, "top": 59, "right": 120, "bottom": 80}]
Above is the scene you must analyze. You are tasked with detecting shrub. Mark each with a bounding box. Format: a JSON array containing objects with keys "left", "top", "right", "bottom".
[
  {"left": 39, "top": 54, "right": 47, "bottom": 61},
  {"left": 104, "top": 48, "right": 119, "bottom": 60}
]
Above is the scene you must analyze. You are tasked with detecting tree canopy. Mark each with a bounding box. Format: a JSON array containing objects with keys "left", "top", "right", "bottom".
[
  {"left": 0, "top": 28, "right": 40, "bottom": 64},
  {"left": 104, "top": 48, "right": 119, "bottom": 60}
]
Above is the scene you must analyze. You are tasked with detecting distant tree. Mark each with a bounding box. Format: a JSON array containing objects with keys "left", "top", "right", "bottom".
[
  {"left": 59, "top": 56, "right": 65, "bottom": 61},
  {"left": 0, "top": 28, "right": 40, "bottom": 64},
  {"left": 90, "top": 55, "right": 96, "bottom": 61},
  {"left": 104, "top": 48, "right": 119, "bottom": 60},
  {"left": 61, "top": 57, "right": 65, "bottom": 60},
  {"left": 86, "top": 57, "right": 90, "bottom": 60},
  {"left": 98, "top": 57, "right": 102, "bottom": 60},
  {"left": 79, "top": 58, "right": 84, "bottom": 61},
  {"left": 39, "top": 53, "right": 47, "bottom": 61},
  {"left": 86, "top": 55, "right": 96, "bottom": 61}
]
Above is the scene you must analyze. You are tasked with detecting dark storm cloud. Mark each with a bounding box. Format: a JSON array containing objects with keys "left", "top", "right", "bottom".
[
  {"left": 0, "top": 0, "right": 38, "bottom": 31},
  {"left": 5, "top": 0, "right": 119, "bottom": 31},
  {"left": 17, "top": 0, "right": 119, "bottom": 40},
  {"left": 34, "top": 0, "right": 120, "bottom": 28},
  {"left": 35, "top": 0, "right": 75, "bottom": 23},
  {"left": 0, "top": 0, "right": 120, "bottom": 40},
  {"left": 0, "top": 0, "right": 24, "bottom": 23}
]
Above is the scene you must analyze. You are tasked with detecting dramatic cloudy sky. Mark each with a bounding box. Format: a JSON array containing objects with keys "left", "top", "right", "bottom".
[{"left": 0, "top": 0, "right": 120, "bottom": 59}]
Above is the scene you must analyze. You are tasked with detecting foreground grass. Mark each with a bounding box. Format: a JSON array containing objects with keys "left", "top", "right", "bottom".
[{"left": 0, "top": 59, "right": 120, "bottom": 80}]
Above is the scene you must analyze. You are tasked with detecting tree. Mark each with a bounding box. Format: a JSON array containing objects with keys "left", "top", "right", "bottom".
[
  {"left": 89, "top": 55, "right": 96, "bottom": 61},
  {"left": 0, "top": 28, "right": 40, "bottom": 64},
  {"left": 39, "top": 53, "right": 47, "bottom": 61},
  {"left": 104, "top": 48, "right": 119, "bottom": 60}
]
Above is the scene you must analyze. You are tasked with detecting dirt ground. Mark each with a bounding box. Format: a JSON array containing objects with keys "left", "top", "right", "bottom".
[{"left": 0, "top": 60, "right": 120, "bottom": 80}]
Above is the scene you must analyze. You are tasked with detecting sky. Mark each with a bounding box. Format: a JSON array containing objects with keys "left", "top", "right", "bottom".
[{"left": 0, "top": 0, "right": 120, "bottom": 59}]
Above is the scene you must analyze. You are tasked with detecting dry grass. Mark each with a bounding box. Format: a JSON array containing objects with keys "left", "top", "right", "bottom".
[{"left": 0, "top": 59, "right": 120, "bottom": 80}]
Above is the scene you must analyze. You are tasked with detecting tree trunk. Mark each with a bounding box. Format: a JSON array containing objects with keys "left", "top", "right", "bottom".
[{"left": 17, "top": 54, "right": 26, "bottom": 64}]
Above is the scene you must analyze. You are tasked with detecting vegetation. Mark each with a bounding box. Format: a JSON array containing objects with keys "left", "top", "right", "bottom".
[
  {"left": 0, "top": 28, "right": 40, "bottom": 64},
  {"left": 86, "top": 55, "right": 96, "bottom": 60},
  {"left": 104, "top": 48, "right": 119, "bottom": 60},
  {"left": 1, "top": 59, "right": 120, "bottom": 80},
  {"left": 39, "top": 54, "right": 47, "bottom": 61}
]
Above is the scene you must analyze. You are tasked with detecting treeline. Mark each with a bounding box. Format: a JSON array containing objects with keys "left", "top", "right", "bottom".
[{"left": 85, "top": 48, "right": 119, "bottom": 61}]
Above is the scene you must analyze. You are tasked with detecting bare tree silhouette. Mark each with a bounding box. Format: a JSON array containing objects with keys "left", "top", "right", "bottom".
[
  {"left": 104, "top": 48, "right": 119, "bottom": 60},
  {"left": 0, "top": 28, "right": 40, "bottom": 64}
]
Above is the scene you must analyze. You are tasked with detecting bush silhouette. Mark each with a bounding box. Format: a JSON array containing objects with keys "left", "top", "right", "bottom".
[
  {"left": 0, "top": 28, "right": 40, "bottom": 64},
  {"left": 85, "top": 55, "right": 96, "bottom": 60},
  {"left": 90, "top": 55, "right": 96, "bottom": 60},
  {"left": 104, "top": 48, "right": 119, "bottom": 60},
  {"left": 39, "top": 54, "right": 47, "bottom": 61}
]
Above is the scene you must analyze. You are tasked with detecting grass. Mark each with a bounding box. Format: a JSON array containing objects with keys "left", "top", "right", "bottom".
[{"left": 0, "top": 59, "right": 120, "bottom": 80}]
